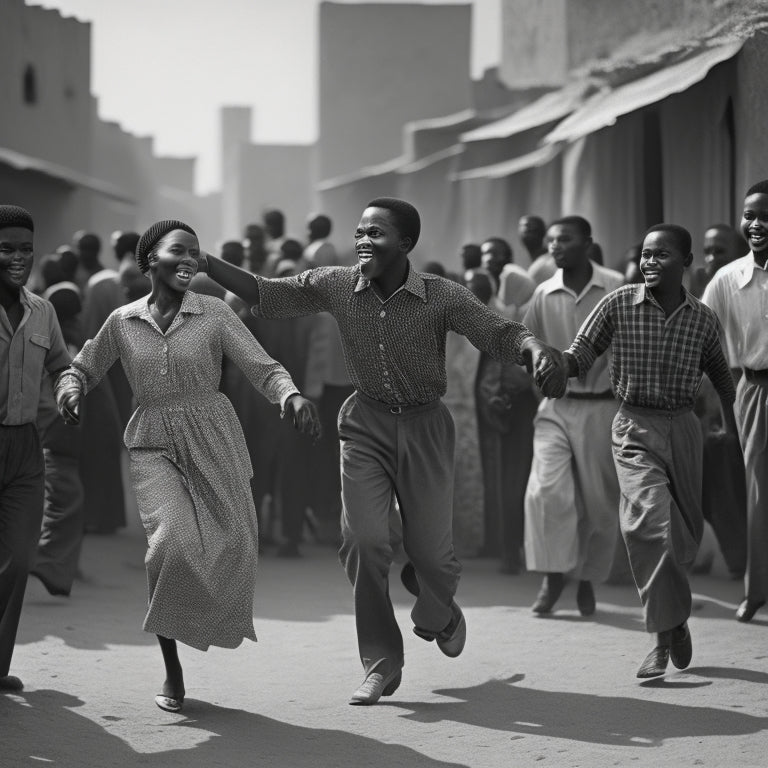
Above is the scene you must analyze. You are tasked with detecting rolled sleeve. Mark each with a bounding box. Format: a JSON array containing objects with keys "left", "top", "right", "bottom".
[{"left": 251, "top": 269, "right": 334, "bottom": 319}]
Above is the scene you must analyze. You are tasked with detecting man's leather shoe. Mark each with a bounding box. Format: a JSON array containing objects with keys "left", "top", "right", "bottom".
[
  {"left": 670, "top": 622, "right": 692, "bottom": 669},
  {"left": 736, "top": 598, "right": 765, "bottom": 623},
  {"left": 532, "top": 573, "right": 565, "bottom": 614},
  {"left": 0, "top": 675, "right": 23, "bottom": 692},
  {"left": 636, "top": 646, "right": 670, "bottom": 678},
  {"left": 400, "top": 562, "right": 420, "bottom": 597},
  {"left": 436, "top": 601, "right": 466, "bottom": 658},
  {"left": 576, "top": 580, "right": 596, "bottom": 616},
  {"left": 349, "top": 660, "right": 402, "bottom": 705}
]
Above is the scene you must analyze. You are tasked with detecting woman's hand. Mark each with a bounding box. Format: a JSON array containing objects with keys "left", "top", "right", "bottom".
[
  {"left": 283, "top": 394, "right": 322, "bottom": 441},
  {"left": 54, "top": 372, "right": 83, "bottom": 425}
]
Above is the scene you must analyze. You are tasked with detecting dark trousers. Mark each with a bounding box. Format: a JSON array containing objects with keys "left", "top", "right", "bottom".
[
  {"left": 34, "top": 416, "right": 84, "bottom": 596},
  {"left": 0, "top": 424, "right": 44, "bottom": 676},
  {"left": 338, "top": 393, "right": 461, "bottom": 674},
  {"left": 276, "top": 420, "right": 312, "bottom": 544},
  {"left": 477, "top": 389, "right": 537, "bottom": 563},
  {"left": 310, "top": 384, "right": 354, "bottom": 527}
]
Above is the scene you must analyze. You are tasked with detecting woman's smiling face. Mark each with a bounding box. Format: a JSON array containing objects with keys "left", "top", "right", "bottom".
[{"left": 150, "top": 229, "right": 200, "bottom": 293}]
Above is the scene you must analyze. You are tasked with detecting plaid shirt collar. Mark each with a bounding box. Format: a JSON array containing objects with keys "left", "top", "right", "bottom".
[
  {"left": 632, "top": 283, "right": 696, "bottom": 315},
  {"left": 353, "top": 261, "right": 428, "bottom": 303}
]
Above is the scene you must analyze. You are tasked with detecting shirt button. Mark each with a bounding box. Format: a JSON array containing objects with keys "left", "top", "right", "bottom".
[
  {"left": 379, "top": 344, "right": 384, "bottom": 350},
  {"left": 163, "top": 343, "right": 168, "bottom": 352},
  {"left": 380, "top": 310, "right": 386, "bottom": 318},
  {"left": 384, "top": 383, "right": 391, "bottom": 389}
]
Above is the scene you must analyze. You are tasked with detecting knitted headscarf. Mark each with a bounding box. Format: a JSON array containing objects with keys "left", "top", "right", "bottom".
[
  {"left": 0, "top": 205, "right": 34, "bottom": 232},
  {"left": 135, "top": 219, "right": 196, "bottom": 274}
]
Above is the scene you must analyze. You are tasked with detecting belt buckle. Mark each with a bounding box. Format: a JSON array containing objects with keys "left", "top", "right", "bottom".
[{"left": 389, "top": 405, "right": 403, "bottom": 415}]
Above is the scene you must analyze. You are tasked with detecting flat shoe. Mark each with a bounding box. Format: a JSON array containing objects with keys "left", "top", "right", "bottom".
[
  {"left": 436, "top": 601, "right": 466, "bottom": 658},
  {"left": 576, "top": 580, "right": 596, "bottom": 616},
  {"left": 349, "top": 662, "right": 402, "bottom": 706},
  {"left": 636, "top": 646, "right": 669, "bottom": 678},
  {"left": 0, "top": 675, "right": 24, "bottom": 692},
  {"left": 155, "top": 694, "right": 184, "bottom": 712},
  {"left": 670, "top": 623, "right": 692, "bottom": 669},
  {"left": 532, "top": 573, "right": 565, "bottom": 614},
  {"left": 736, "top": 598, "right": 765, "bottom": 623}
]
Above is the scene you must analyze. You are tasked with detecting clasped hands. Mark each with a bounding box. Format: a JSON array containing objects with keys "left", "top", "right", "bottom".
[
  {"left": 521, "top": 337, "right": 569, "bottom": 399},
  {"left": 55, "top": 372, "right": 83, "bottom": 425},
  {"left": 283, "top": 394, "right": 323, "bottom": 441}
]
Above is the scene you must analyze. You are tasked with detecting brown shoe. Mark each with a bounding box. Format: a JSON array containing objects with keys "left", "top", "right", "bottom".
[
  {"left": 349, "top": 661, "right": 402, "bottom": 706},
  {"left": 669, "top": 623, "right": 692, "bottom": 669},
  {"left": 736, "top": 598, "right": 765, "bottom": 623},
  {"left": 436, "top": 601, "right": 466, "bottom": 658},
  {"left": 636, "top": 646, "right": 670, "bottom": 678},
  {"left": 532, "top": 573, "right": 565, "bottom": 614},
  {"left": 576, "top": 580, "right": 596, "bottom": 616}
]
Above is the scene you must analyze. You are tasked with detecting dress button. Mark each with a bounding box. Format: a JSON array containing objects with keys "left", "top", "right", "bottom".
[
  {"left": 380, "top": 310, "right": 386, "bottom": 318},
  {"left": 160, "top": 368, "right": 167, "bottom": 375},
  {"left": 379, "top": 344, "right": 384, "bottom": 350},
  {"left": 384, "top": 383, "right": 391, "bottom": 389}
]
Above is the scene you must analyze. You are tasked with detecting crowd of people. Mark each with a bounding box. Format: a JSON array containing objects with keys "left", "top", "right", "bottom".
[{"left": 0, "top": 183, "right": 765, "bottom": 710}]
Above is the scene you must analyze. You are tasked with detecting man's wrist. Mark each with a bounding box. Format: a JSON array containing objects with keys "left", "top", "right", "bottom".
[
  {"left": 563, "top": 351, "right": 579, "bottom": 378},
  {"left": 280, "top": 390, "right": 301, "bottom": 418}
]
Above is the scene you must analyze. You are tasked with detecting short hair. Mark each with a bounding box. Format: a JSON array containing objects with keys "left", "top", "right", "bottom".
[
  {"left": 75, "top": 231, "right": 101, "bottom": 254},
  {"left": 263, "top": 208, "right": 285, "bottom": 237},
  {"left": 466, "top": 270, "right": 493, "bottom": 305},
  {"left": 280, "top": 238, "right": 304, "bottom": 261},
  {"left": 114, "top": 231, "right": 140, "bottom": 259},
  {"left": 519, "top": 215, "right": 545, "bottom": 233},
  {"left": 643, "top": 223, "right": 692, "bottom": 256},
  {"left": 220, "top": 240, "right": 245, "bottom": 266},
  {"left": 460, "top": 243, "right": 482, "bottom": 269},
  {"left": 55, "top": 246, "right": 78, "bottom": 281},
  {"left": 366, "top": 197, "right": 420, "bottom": 249},
  {"left": 0, "top": 204, "right": 34, "bottom": 232},
  {"left": 746, "top": 180, "right": 768, "bottom": 197},
  {"left": 308, "top": 213, "right": 332, "bottom": 240},
  {"left": 548, "top": 215, "right": 592, "bottom": 239},
  {"left": 40, "top": 254, "right": 65, "bottom": 288},
  {"left": 481, "top": 236, "right": 512, "bottom": 262},
  {"left": 422, "top": 260, "right": 446, "bottom": 277}
]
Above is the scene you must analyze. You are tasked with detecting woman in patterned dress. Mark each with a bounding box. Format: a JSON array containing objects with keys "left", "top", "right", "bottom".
[{"left": 55, "top": 220, "right": 320, "bottom": 713}]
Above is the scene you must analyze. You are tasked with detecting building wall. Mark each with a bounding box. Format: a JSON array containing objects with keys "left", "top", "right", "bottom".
[
  {"left": 317, "top": 2, "right": 473, "bottom": 183},
  {"left": 0, "top": 0, "right": 92, "bottom": 173},
  {"left": 228, "top": 143, "right": 314, "bottom": 242}
]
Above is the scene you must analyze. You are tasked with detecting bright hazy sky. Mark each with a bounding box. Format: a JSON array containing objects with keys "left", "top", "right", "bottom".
[{"left": 38, "top": 0, "right": 501, "bottom": 193}]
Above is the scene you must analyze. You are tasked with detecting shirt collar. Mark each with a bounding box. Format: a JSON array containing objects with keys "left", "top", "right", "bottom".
[
  {"left": 541, "top": 260, "right": 608, "bottom": 299},
  {"left": 736, "top": 255, "right": 768, "bottom": 289},
  {"left": 353, "top": 262, "right": 427, "bottom": 303},
  {"left": 634, "top": 283, "right": 695, "bottom": 311},
  {"left": 124, "top": 289, "right": 205, "bottom": 320}
]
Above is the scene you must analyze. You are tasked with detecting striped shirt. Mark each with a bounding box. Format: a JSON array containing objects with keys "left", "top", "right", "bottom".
[
  {"left": 567, "top": 284, "right": 735, "bottom": 410},
  {"left": 251, "top": 264, "right": 534, "bottom": 406}
]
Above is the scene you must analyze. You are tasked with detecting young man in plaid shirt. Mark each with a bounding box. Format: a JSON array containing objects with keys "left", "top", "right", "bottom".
[{"left": 562, "top": 224, "right": 737, "bottom": 679}]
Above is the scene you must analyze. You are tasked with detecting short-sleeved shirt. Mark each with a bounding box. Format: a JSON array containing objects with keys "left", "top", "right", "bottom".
[
  {"left": 1, "top": 287, "right": 71, "bottom": 425},
  {"left": 251, "top": 264, "right": 534, "bottom": 406},
  {"left": 701, "top": 254, "right": 768, "bottom": 369},
  {"left": 523, "top": 261, "right": 624, "bottom": 395},
  {"left": 567, "top": 284, "right": 735, "bottom": 410}
]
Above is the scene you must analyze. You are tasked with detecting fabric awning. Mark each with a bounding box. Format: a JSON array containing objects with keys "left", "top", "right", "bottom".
[
  {"left": 449, "top": 143, "right": 560, "bottom": 182},
  {"left": 460, "top": 85, "right": 584, "bottom": 143},
  {"left": 0, "top": 146, "right": 136, "bottom": 203},
  {"left": 544, "top": 39, "right": 745, "bottom": 144}
]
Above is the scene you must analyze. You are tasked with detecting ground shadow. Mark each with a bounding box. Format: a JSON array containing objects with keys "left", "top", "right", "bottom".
[
  {"left": 386, "top": 673, "right": 768, "bottom": 747},
  {"left": 2, "top": 689, "right": 469, "bottom": 768}
]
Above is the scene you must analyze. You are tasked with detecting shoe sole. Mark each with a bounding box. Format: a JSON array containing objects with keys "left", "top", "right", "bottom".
[
  {"left": 155, "top": 695, "right": 183, "bottom": 712},
  {"left": 437, "top": 613, "right": 466, "bottom": 658}
]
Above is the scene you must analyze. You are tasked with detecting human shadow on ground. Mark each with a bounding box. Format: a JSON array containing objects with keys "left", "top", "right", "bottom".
[
  {"left": 1, "top": 689, "right": 468, "bottom": 768},
  {"left": 386, "top": 673, "right": 768, "bottom": 748}
]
